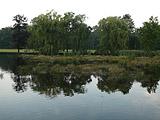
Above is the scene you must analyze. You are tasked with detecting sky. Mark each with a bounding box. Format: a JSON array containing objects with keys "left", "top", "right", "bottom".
[{"left": 1, "top": 0, "right": 160, "bottom": 29}]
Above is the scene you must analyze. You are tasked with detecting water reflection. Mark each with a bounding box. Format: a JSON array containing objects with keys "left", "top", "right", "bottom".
[
  {"left": 97, "top": 65, "right": 160, "bottom": 94},
  {"left": 9, "top": 56, "right": 28, "bottom": 92},
  {"left": 11, "top": 75, "right": 29, "bottom": 93},
  {"left": 29, "top": 73, "right": 91, "bottom": 98},
  {"left": 138, "top": 65, "right": 160, "bottom": 93},
  {"left": 96, "top": 72, "right": 133, "bottom": 94},
  {"left": 0, "top": 73, "right": 3, "bottom": 80},
  {"left": 0, "top": 55, "right": 160, "bottom": 98}
]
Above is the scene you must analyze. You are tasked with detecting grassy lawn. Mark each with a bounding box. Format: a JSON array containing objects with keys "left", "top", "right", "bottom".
[
  {"left": 1, "top": 49, "right": 160, "bottom": 56},
  {"left": 59, "top": 50, "right": 96, "bottom": 53},
  {"left": 0, "top": 49, "right": 35, "bottom": 53},
  {"left": 0, "top": 49, "right": 95, "bottom": 54}
]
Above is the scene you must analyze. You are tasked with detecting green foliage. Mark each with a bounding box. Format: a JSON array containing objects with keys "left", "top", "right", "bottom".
[
  {"left": 11, "top": 15, "right": 29, "bottom": 53},
  {"left": 28, "top": 10, "right": 61, "bottom": 55},
  {"left": 88, "top": 26, "right": 99, "bottom": 50},
  {"left": 140, "top": 16, "right": 160, "bottom": 51},
  {"left": 60, "top": 12, "right": 91, "bottom": 54},
  {"left": 0, "top": 27, "right": 12, "bottom": 49},
  {"left": 28, "top": 10, "right": 91, "bottom": 55},
  {"left": 122, "top": 14, "right": 141, "bottom": 50},
  {"left": 127, "top": 53, "right": 136, "bottom": 60},
  {"left": 97, "top": 16, "right": 129, "bottom": 55},
  {"left": 119, "top": 50, "right": 160, "bottom": 57},
  {"left": 127, "top": 31, "right": 141, "bottom": 50},
  {"left": 1, "top": 12, "right": 159, "bottom": 56}
]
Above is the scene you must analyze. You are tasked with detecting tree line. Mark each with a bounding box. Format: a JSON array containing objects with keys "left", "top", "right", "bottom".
[
  {"left": 28, "top": 11, "right": 91, "bottom": 55},
  {"left": 0, "top": 10, "right": 160, "bottom": 55}
]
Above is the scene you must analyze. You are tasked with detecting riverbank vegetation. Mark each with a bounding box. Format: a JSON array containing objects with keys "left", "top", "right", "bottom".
[
  {"left": 16, "top": 54, "right": 160, "bottom": 95},
  {"left": 21, "top": 55, "right": 160, "bottom": 76}
]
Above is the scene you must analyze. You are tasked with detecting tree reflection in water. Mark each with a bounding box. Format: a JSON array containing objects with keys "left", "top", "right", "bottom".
[
  {"left": 9, "top": 56, "right": 29, "bottom": 92},
  {"left": 97, "top": 65, "right": 160, "bottom": 94},
  {"left": 0, "top": 73, "right": 3, "bottom": 80},
  {"left": 137, "top": 64, "right": 160, "bottom": 94},
  {"left": 96, "top": 72, "right": 134, "bottom": 94},
  {"left": 29, "top": 73, "right": 91, "bottom": 98},
  {"left": 0, "top": 54, "right": 92, "bottom": 96},
  {"left": 0, "top": 54, "right": 160, "bottom": 98},
  {"left": 11, "top": 75, "right": 29, "bottom": 93}
]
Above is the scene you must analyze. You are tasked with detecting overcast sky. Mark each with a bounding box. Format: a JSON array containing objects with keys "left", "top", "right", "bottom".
[{"left": 1, "top": 0, "right": 160, "bottom": 29}]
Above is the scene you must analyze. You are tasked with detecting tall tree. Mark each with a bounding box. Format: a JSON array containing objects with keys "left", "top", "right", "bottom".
[
  {"left": 60, "top": 13, "right": 91, "bottom": 54},
  {"left": 28, "top": 11, "right": 91, "bottom": 55},
  {"left": 140, "top": 16, "right": 160, "bottom": 51},
  {"left": 123, "top": 14, "right": 141, "bottom": 50},
  {"left": 11, "top": 15, "right": 29, "bottom": 53},
  {"left": 71, "top": 14, "right": 91, "bottom": 54},
  {"left": 28, "top": 10, "right": 61, "bottom": 55},
  {"left": 89, "top": 26, "right": 99, "bottom": 50},
  {"left": 74, "top": 23, "right": 91, "bottom": 53},
  {"left": 123, "top": 14, "right": 135, "bottom": 33},
  {"left": 60, "top": 12, "right": 75, "bottom": 52},
  {"left": 97, "top": 17, "right": 129, "bottom": 55}
]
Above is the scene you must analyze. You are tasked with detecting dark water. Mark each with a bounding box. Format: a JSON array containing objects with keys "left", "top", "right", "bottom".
[{"left": 0, "top": 55, "right": 160, "bottom": 120}]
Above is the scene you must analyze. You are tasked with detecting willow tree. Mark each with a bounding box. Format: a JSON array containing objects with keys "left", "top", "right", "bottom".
[
  {"left": 28, "top": 10, "right": 61, "bottom": 55},
  {"left": 89, "top": 25, "right": 99, "bottom": 50},
  {"left": 59, "top": 13, "right": 91, "bottom": 54},
  {"left": 97, "top": 17, "right": 129, "bottom": 55},
  {"left": 73, "top": 22, "right": 91, "bottom": 53},
  {"left": 70, "top": 14, "right": 91, "bottom": 54},
  {"left": 123, "top": 14, "right": 141, "bottom": 50},
  {"left": 60, "top": 12, "right": 75, "bottom": 52},
  {"left": 28, "top": 10, "right": 91, "bottom": 55}
]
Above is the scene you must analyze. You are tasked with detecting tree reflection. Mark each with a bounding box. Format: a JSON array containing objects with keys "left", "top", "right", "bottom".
[
  {"left": 11, "top": 75, "right": 29, "bottom": 92},
  {"left": 137, "top": 65, "right": 160, "bottom": 93},
  {"left": 0, "top": 55, "right": 92, "bottom": 97},
  {"left": 0, "top": 54, "right": 160, "bottom": 97},
  {"left": 9, "top": 56, "right": 29, "bottom": 93},
  {"left": 97, "top": 72, "right": 134, "bottom": 94},
  {"left": 0, "top": 73, "right": 3, "bottom": 80},
  {"left": 141, "top": 81, "right": 158, "bottom": 93},
  {"left": 29, "top": 73, "right": 91, "bottom": 98},
  {"left": 97, "top": 65, "right": 160, "bottom": 94}
]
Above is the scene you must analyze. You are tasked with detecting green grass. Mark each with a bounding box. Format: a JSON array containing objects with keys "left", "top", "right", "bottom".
[
  {"left": 0, "top": 49, "right": 35, "bottom": 53},
  {"left": 1, "top": 49, "right": 159, "bottom": 56},
  {"left": 21, "top": 54, "right": 160, "bottom": 79},
  {"left": 59, "top": 49, "right": 96, "bottom": 55},
  {"left": 0, "top": 49, "right": 96, "bottom": 55}
]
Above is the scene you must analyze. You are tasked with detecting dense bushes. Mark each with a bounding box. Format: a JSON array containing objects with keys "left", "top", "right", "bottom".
[{"left": 119, "top": 50, "right": 160, "bottom": 57}]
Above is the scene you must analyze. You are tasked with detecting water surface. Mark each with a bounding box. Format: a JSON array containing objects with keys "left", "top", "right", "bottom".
[{"left": 0, "top": 55, "right": 160, "bottom": 120}]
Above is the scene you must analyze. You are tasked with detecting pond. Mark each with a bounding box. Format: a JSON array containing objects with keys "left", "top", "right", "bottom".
[{"left": 0, "top": 55, "right": 160, "bottom": 120}]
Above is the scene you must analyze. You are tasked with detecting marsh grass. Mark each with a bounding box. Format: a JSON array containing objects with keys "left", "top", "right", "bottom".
[
  {"left": 21, "top": 55, "right": 160, "bottom": 81},
  {"left": 22, "top": 55, "right": 160, "bottom": 67},
  {"left": 119, "top": 50, "right": 160, "bottom": 57}
]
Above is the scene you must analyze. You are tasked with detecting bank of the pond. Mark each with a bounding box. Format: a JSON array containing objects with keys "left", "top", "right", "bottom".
[
  {"left": 22, "top": 55, "right": 160, "bottom": 66},
  {"left": 21, "top": 55, "right": 160, "bottom": 78}
]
